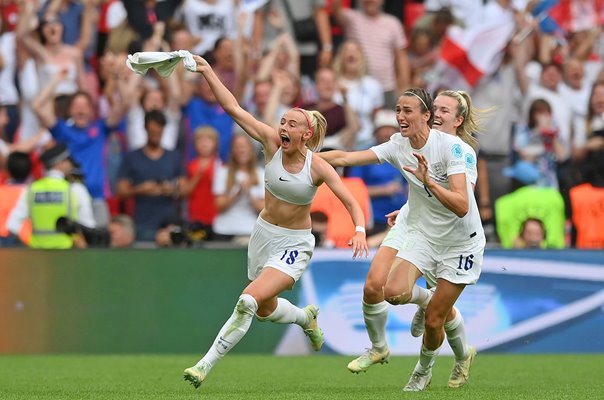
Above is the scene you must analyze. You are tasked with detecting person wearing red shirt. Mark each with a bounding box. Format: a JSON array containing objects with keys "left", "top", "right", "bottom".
[{"left": 181, "top": 126, "right": 220, "bottom": 232}]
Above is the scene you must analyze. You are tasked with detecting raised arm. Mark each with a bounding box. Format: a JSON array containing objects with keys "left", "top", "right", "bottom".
[
  {"left": 16, "top": 0, "right": 47, "bottom": 63},
  {"left": 32, "top": 71, "right": 67, "bottom": 129},
  {"left": 330, "top": 0, "right": 348, "bottom": 28},
  {"left": 313, "top": 157, "right": 368, "bottom": 258},
  {"left": 192, "top": 55, "right": 278, "bottom": 154},
  {"left": 314, "top": 6, "right": 333, "bottom": 67},
  {"left": 317, "top": 149, "right": 379, "bottom": 168},
  {"left": 75, "top": 0, "right": 99, "bottom": 53}
]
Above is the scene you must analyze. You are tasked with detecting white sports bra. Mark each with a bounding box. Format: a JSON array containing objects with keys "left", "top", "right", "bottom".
[{"left": 264, "top": 148, "right": 318, "bottom": 205}]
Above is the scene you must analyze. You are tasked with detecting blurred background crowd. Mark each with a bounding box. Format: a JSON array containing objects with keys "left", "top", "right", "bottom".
[{"left": 0, "top": 0, "right": 603, "bottom": 250}]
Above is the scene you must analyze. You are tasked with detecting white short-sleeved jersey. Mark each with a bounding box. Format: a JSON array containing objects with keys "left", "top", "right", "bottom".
[
  {"left": 371, "top": 129, "right": 483, "bottom": 245},
  {"left": 382, "top": 140, "right": 478, "bottom": 250}
]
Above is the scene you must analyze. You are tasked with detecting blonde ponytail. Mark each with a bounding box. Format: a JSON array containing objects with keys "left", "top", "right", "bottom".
[
  {"left": 439, "top": 90, "right": 489, "bottom": 149},
  {"left": 305, "top": 110, "right": 327, "bottom": 152}
]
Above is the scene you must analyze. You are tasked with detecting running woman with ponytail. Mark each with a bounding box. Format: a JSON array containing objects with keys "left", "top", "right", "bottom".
[
  {"left": 382, "top": 90, "right": 485, "bottom": 389},
  {"left": 319, "top": 88, "right": 485, "bottom": 391},
  {"left": 183, "top": 55, "right": 369, "bottom": 389}
]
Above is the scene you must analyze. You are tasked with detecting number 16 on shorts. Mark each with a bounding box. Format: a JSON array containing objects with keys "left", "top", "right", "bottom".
[{"left": 458, "top": 254, "right": 474, "bottom": 271}]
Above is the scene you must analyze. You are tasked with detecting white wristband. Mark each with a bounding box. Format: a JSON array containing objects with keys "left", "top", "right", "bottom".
[{"left": 355, "top": 226, "right": 366, "bottom": 234}]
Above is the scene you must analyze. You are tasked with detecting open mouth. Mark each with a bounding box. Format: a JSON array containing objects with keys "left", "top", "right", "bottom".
[
  {"left": 280, "top": 134, "right": 290, "bottom": 145},
  {"left": 400, "top": 123, "right": 409, "bottom": 130},
  {"left": 433, "top": 120, "right": 442, "bottom": 126}
]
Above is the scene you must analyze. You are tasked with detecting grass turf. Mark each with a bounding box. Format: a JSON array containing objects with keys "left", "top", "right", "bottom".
[{"left": 0, "top": 354, "right": 602, "bottom": 399}]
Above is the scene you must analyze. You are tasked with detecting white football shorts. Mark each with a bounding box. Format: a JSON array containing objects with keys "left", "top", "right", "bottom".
[
  {"left": 396, "top": 232, "right": 485, "bottom": 286},
  {"left": 247, "top": 216, "right": 315, "bottom": 282}
]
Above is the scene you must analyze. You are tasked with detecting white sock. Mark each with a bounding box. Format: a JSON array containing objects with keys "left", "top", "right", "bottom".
[
  {"left": 444, "top": 307, "right": 468, "bottom": 361},
  {"left": 197, "top": 294, "right": 258, "bottom": 369},
  {"left": 363, "top": 301, "right": 389, "bottom": 352},
  {"left": 415, "top": 344, "right": 440, "bottom": 374},
  {"left": 410, "top": 285, "right": 432, "bottom": 308},
  {"left": 256, "top": 298, "right": 309, "bottom": 327}
]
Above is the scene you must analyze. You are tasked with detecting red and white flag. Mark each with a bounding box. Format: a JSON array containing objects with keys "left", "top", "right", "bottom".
[
  {"left": 548, "top": 0, "right": 604, "bottom": 33},
  {"left": 432, "top": 2, "right": 517, "bottom": 91}
]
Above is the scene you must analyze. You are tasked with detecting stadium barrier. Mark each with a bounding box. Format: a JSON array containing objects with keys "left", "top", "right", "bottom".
[
  {"left": 0, "top": 248, "right": 296, "bottom": 354},
  {"left": 0, "top": 248, "right": 602, "bottom": 354}
]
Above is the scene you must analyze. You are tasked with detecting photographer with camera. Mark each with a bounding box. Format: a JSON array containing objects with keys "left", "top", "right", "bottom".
[
  {"left": 7, "top": 143, "right": 96, "bottom": 249},
  {"left": 154, "top": 215, "right": 210, "bottom": 248}
]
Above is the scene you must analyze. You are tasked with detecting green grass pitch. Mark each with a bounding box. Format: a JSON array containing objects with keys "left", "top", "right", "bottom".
[{"left": 1, "top": 354, "right": 602, "bottom": 399}]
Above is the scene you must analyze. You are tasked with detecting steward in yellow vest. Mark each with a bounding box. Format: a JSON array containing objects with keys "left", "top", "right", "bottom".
[
  {"left": 7, "top": 144, "right": 96, "bottom": 249},
  {"left": 28, "top": 175, "right": 77, "bottom": 249}
]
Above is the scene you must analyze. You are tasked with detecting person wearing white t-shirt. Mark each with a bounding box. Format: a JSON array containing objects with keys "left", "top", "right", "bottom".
[
  {"left": 176, "top": 0, "right": 237, "bottom": 56},
  {"left": 211, "top": 134, "right": 265, "bottom": 238},
  {"left": 319, "top": 88, "right": 485, "bottom": 392}
]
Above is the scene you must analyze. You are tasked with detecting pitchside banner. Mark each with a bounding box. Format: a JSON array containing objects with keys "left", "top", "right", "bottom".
[{"left": 276, "top": 250, "right": 604, "bottom": 355}]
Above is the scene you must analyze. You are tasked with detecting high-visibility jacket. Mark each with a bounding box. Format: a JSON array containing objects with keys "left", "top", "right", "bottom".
[
  {"left": 494, "top": 186, "right": 565, "bottom": 249},
  {"left": 28, "top": 177, "right": 77, "bottom": 249}
]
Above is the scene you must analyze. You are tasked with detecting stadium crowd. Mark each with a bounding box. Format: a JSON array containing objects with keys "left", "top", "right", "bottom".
[{"left": 0, "top": 0, "right": 603, "bottom": 249}]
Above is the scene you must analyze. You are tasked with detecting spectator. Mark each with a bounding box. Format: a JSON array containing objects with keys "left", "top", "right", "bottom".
[
  {"left": 176, "top": 0, "right": 237, "bottom": 56},
  {"left": 120, "top": 70, "right": 183, "bottom": 152},
  {"left": 256, "top": 30, "right": 300, "bottom": 83},
  {"left": 180, "top": 126, "right": 220, "bottom": 233},
  {"left": 407, "top": 27, "right": 439, "bottom": 88},
  {"left": 39, "top": 0, "right": 91, "bottom": 47},
  {"left": 332, "top": 0, "right": 411, "bottom": 108},
  {"left": 520, "top": 62, "right": 573, "bottom": 165},
  {"left": 303, "top": 67, "right": 359, "bottom": 150},
  {"left": 348, "top": 109, "right": 407, "bottom": 236},
  {"left": 572, "top": 80, "right": 604, "bottom": 166},
  {"left": 332, "top": 39, "right": 384, "bottom": 149},
  {"left": 0, "top": 11, "right": 19, "bottom": 142},
  {"left": 16, "top": 0, "right": 93, "bottom": 96},
  {"left": 33, "top": 70, "right": 123, "bottom": 227},
  {"left": 310, "top": 210, "right": 334, "bottom": 247},
  {"left": 116, "top": 110, "right": 185, "bottom": 242},
  {"left": 212, "top": 133, "right": 264, "bottom": 242},
  {"left": 182, "top": 73, "right": 235, "bottom": 163},
  {"left": 512, "top": 217, "right": 546, "bottom": 249},
  {"left": 121, "top": 0, "right": 182, "bottom": 43},
  {"left": 108, "top": 214, "right": 136, "bottom": 248},
  {"left": 254, "top": 0, "right": 333, "bottom": 78},
  {"left": 420, "top": 0, "right": 483, "bottom": 28},
  {"left": 262, "top": 69, "right": 303, "bottom": 128},
  {"left": 0, "top": 152, "right": 32, "bottom": 247},
  {"left": 7, "top": 143, "right": 95, "bottom": 249},
  {"left": 559, "top": 58, "right": 590, "bottom": 120},
  {"left": 569, "top": 154, "right": 604, "bottom": 249},
  {"left": 472, "top": 41, "right": 525, "bottom": 235},
  {"left": 494, "top": 169, "right": 566, "bottom": 249},
  {"left": 210, "top": 37, "right": 237, "bottom": 94},
  {"left": 511, "top": 99, "right": 565, "bottom": 189}
]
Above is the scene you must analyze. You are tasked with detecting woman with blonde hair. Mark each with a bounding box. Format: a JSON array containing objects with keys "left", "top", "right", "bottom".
[
  {"left": 332, "top": 40, "right": 385, "bottom": 149},
  {"left": 211, "top": 132, "right": 265, "bottom": 241},
  {"left": 181, "top": 126, "right": 221, "bottom": 231},
  {"left": 183, "top": 55, "right": 369, "bottom": 389},
  {"left": 320, "top": 88, "right": 486, "bottom": 391}
]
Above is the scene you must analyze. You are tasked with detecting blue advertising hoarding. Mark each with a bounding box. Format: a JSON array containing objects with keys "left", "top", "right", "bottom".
[{"left": 276, "top": 250, "right": 604, "bottom": 355}]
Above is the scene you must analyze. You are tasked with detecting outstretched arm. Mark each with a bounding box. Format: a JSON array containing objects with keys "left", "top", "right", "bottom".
[
  {"left": 192, "top": 55, "right": 279, "bottom": 156},
  {"left": 313, "top": 157, "right": 369, "bottom": 259},
  {"left": 317, "top": 149, "right": 379, "bottom": 168}
]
